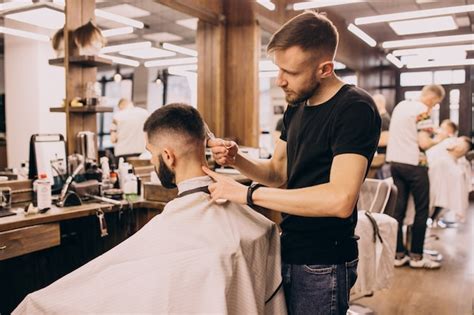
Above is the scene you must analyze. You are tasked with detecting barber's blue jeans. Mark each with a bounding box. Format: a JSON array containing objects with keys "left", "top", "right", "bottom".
[{"left": 282, "top": 259, "right": 358, "bottom": 315}]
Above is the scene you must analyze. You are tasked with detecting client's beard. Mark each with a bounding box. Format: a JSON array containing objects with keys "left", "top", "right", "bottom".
[{"left": 156, "top": 156, "right": 177, "bottom": 189}]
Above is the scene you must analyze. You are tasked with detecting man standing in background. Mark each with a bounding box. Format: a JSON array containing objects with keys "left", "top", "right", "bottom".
[
  {"left": 386, "top": 84, "right": 447, "bottom": 269},
  {"left": 110, "top": 98, "right": 149, "bottom": 160}
]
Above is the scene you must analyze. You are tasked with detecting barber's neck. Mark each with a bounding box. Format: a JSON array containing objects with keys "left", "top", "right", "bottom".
[
  {"left": 307, "top": 74, "right": 345, "bottom": 106},
  {"left": 174, "top": 157, "right": 208, "bottom": 185}
]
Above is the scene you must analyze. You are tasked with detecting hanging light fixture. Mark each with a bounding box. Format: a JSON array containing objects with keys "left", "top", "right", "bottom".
[
  {"left": 113, "top": 66, "right": 122, "bottom": 83},
  {"left": 154, "top": 71, "right": 163, "bottom": 86}
]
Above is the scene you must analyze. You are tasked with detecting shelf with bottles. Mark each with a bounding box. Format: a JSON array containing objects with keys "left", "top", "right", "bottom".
[{"left": 48, "top": 55, "right": 112, "bottom": 68}]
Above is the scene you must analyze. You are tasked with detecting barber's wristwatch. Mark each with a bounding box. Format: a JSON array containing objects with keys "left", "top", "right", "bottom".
[{"left": 247, "top": 182, "right": 264, "bottom": 207}]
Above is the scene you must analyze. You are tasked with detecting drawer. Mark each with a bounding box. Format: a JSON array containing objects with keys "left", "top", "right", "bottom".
[{"left": 0, "top": 223, "right": 60, "bottom": 261}]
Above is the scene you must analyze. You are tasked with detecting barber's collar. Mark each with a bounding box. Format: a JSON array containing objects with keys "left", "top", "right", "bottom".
[{"left": 177, "top": 175, "right": 213, "bottom": 195}]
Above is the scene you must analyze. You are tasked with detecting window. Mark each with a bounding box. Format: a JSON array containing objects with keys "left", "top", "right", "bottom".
[{"left": 400, "top": 69, "right": 465, "bottom": 87}]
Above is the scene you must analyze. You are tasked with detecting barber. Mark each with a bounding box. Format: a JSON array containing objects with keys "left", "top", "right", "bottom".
[{"left": 203, "top": 12, "right": 381, "bottom": 315}]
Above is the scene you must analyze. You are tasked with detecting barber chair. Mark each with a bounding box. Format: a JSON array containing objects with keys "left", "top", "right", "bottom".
[{"left": 348, "top": 178, "right": 398, "bottom": 315}]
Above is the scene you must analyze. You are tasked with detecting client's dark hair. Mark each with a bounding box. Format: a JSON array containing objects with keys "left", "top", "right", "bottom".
[
  {"left": 460, "top": 136, "right": 473, "bottom": 152},
  {"left": 143, "top": 103, "right": 206, "bottom": 144}
]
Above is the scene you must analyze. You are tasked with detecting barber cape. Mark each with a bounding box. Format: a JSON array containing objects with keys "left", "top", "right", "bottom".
[
  {"left": 427, "top": 140, "right": 470, "bottom": 220},
  {"left": 14, "top": 176, "right": 286, "bottom": 315}
]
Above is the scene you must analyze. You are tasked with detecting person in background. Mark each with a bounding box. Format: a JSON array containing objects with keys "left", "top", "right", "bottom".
[
  {"left": 373, "top": 94, "right": 390, "bottom": 155},
  {"left": 386, "top": 84, "right": 447, "bottom": 269},
  {"left": 373, "top": 94, "right": 391, "bottom": 179},
  {"left": 206, "top": 11, "right": 381, "bottom": 314},
  {"left": 428, "top": 136, "right": 471, "bottom": 225},
  {"left": 110, "top": 98, "right": 149, "bottom": 161}
]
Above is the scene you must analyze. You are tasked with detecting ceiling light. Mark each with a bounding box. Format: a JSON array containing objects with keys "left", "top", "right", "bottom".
[
  {"left": 386, "top": 53, "right": 404, "bottom": 68},
  {"left": 334, "top": 61, "right": 346, "bottom": 70},
  {"left": 256, "top": 0, "right": 275, "bottom": 11},
  {"left": 355, "top": 4, "right": 474, "bottom": 25},
  {"left": 347, "top": 23, "right": 376, "bottom": 47},
  {"left": 98, "top": 4, "right": 150, "bottom": 18},
  {"left": 162, "top": 43, "right": 198, "bottom": 57},
  {"left": 389, "top": 16, "right": 458, "bottom": 36},
  {"left": 293, "top": 0, "right": 365, "bottom": 10},
  {"left": 119, "top": 47, "right": 176, "bottom": 59},
  {"left": 144, "top": 57, "right": 198, "bottom": 68},
  {"left": 100, "top": 41, "right": 152, "bottom": 54},
  {"left": 5, "top": 7, "right": 64, "bottom": 29},
  {"left": 176, "top": 18, "right": 198, "bottom": 31},
  {"left": 99, "top": 54, "right": 140, "bottom": 67},
  {"left": 0, "top": 1, "right": 32, "bottom": 11},
  {"left": 102, "top": 27, "right": 134, "bottom": 38},
  {"left": 143, "top": 32, "right": 183, "bottom": 43},
  {"left": 0, "top": 26, "right": 49, "bottom": 42},
  {"left": 167, "top": 65, "right": 197, "bottom": 77},
  {"left": 392, "top": 44, "right": 474, "bottom": 56},
  {"left": 95, "top": 9, "right": 144, "bottom": 29},
  {"left": 406, "top": 59, "right": 474, "bottom": 69},
  {"left": 382, "top": 34, "right": 474, "bottom": 49}
]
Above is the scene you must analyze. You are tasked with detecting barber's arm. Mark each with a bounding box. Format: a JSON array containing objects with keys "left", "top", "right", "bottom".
[
  {"left": 208, "top": 138, "right": 287, "bottom": 188},
  {"left": 203, "top": 153, "right": 367, "bottom": 219},
  {"left": 418, "top": 130, "right": 447, "bottom": 150}
]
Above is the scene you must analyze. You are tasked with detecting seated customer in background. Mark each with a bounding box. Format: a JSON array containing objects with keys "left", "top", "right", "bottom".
[
  {"left": 14, "top": 103, "right": 286, "bottom": 315},
  {"left": 110, "top": 98, "right": 149, "bottom": 161},
  {"left": 428, "top": 136, "right": 472, "bottom": 224}
]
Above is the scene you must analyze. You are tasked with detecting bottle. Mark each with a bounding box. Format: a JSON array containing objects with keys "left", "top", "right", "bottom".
[
  {"left": 123, "top": 169, "right": 137, "bottom": 195},
  {"left": 18, "top": 161, "right": 29, "bottom": 180},
  {"left": 33, "top": 173, "right": 52, "bottom": 210},
  {"left": 109, "top": 169, "right": 119, "bottom": 189}
]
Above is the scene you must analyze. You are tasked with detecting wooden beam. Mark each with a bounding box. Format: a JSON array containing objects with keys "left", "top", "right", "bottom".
[
  {"left": 224, "top": 0, "right": 260, "bottom": 146},
  {"left": 154, "top": 0, "right": 223, "bottom": 25},
  {"left": 65, "top": 0, "right": 97, "bottom": 155},
  {"left": 197, "top": 20, "right": 226, "bottom": 137}
]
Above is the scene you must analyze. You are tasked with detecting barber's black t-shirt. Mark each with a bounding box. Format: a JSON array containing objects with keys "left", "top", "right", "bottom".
[{"left": 280, "top": 84, "right": 381, "bottom": 265}]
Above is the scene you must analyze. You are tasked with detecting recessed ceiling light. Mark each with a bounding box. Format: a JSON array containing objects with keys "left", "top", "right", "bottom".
[
  {"left": 98, "top": 4, "right": 150, "bottom": 18},
  {"left": 101, "top": 41, "right": 152, "bottom": 54},
  {"left": 256, "top": 0, "right": 275, "bottom": 11},
  {"left": 389, "top": 16, "right": 458, "bottom": 36},
  {"left": 119, "top": 47, "right": 176, "bottom": 59},
  {"left": 0, "top": 1, "right": 32, "bottom": 11},
  {"left": 392, "top": 44, "right": 474, "bottom": 56},
  {"left": 347, "top": 23, "right": 377, "bottom": 47},
  {"left": 293, "top": 0, "right": 365, "bottom": 10},
  {"left": 386, "top": 53, "right": 404, "bottom": 68},
  {"left": 102, "top": 27, "right": 134, "bottom": 38},
  {"left": 95, "top": 9, "right": 144, "bottom": 29},
  {"left": 176, "top": 18, "right": 198, "bottom": 31},
  {"left": 5, "top": 7, "right": 64, "bottom": 30},
  {"left": 144, "top": 57, "right": 198, "bottom": 68},
  {"left": 99, "top": 54, "right": 140, "bottom": 67},
  {"left": 355, "top": 4, "right": 474, "bottom": 25},
  {"left": 406, "top": 59, "right": 474, "bottom": 69},
  {"left": 143, "top": 32, "right": 183, "bottom": 43},
  {"left": 0, "top": 26, "right": 49, "bottom": 42},
  {"left": 382, "top": 34, "right": 473, "bottom": 49},
  {"left": 162, "top": 43, "right": 197, "bottom": 57}
]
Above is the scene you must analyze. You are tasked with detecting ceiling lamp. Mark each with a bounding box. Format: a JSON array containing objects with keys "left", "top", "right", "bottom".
[
  {"left": 293, "top": 0, "right": 365, "bottom": 10},
  {"left": 382, "top": 34, "right": 473, "bottom": 49},
  {"left": 347, "top": 23, "right": 376, "bottom": 47}
]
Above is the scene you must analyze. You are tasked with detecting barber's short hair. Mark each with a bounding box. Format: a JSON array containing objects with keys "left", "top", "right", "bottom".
[
  {"left": 422, "top": 84, "right": 445, "bottom": 99},
  {"left": 143, "top": 103, "right": 205, "bottom": 143},
  {"left": 267, "top": 11, "right": 339, "bottom": 60},
  {"left": 441, "top": 119, "right": 458, "bottom": 134}
]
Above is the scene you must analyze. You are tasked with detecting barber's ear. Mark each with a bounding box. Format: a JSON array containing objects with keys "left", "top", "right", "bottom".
[
  {"left": 161, "top": 148, "right": 176, "bottom": 168},
  {"left": 319, "top": 61, "right": 334, "bottom": 78}
]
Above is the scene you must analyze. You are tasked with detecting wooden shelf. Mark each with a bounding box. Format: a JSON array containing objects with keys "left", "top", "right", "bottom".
[
  {"left": 50, "top": 106, "right": 114, "bottom": 113},
  {"left": 48, "top": 56, "right": 112, "bottom": 68}
]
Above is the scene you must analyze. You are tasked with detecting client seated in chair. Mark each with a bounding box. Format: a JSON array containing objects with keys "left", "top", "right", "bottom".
[
  {"left": 427, "top": 136, "right": 472, "bottom": 224},
  {"left": 14, "top": 103, "right": 286, "bottom": 315}
]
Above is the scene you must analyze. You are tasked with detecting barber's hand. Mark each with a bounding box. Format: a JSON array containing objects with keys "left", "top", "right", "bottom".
[
  {"left": 202, "top": 167, "right": 247, "bottom": 204},
  {"left": 207, "top": 138, "right": 239, "bottom": 166}
]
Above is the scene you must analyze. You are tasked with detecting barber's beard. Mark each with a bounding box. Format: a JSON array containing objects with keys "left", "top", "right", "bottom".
[
  {"left": 156, "top": 156, "right": 177, "bottom": 189},
  {"left": 285, "top": 75, "right": 320, "bottom": 105}
]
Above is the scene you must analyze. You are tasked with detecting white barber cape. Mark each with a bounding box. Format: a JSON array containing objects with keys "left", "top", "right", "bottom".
[{"left": 14, "top": 176, "right": 286, "bottom": 315}]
